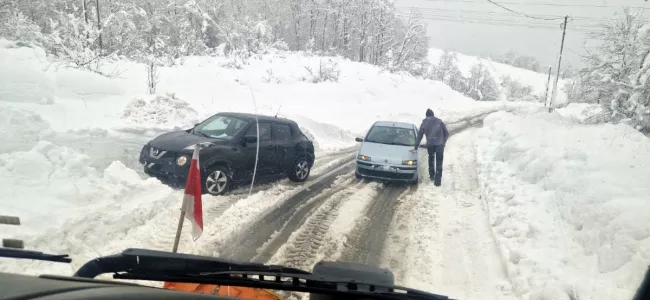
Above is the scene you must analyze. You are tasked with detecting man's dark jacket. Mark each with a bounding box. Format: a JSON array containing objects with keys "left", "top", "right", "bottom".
[{"left": 415, "top": 116, "right": 449, "bottom": 148}]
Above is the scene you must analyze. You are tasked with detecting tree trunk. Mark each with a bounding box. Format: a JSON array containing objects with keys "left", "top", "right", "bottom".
[
  {"left": 321, "top": 8, "right": 329, "bottom": 51},
  {"left": 82, "top": 0, "right": 89, "bottom": 40},
  {"left": 95, "top": 0, "right": 103, "bottom": 51}
]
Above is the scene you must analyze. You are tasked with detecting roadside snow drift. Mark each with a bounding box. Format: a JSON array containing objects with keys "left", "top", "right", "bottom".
[
  {"left": 0, "top": 104, "right": 51, "bottom": 153},
  {"left": 118, "top": 93, "right": 202, "bottom": 133},
  {"left": 475, "top": 110, "right": 650, "bottom": 300}
]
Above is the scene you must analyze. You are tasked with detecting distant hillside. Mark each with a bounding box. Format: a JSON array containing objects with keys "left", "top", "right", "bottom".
[{"left": 428, "top": 48, "right": 569, "bottom": 105}]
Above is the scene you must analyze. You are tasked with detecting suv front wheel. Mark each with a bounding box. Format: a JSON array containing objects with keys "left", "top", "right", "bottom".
[
  {"left": 203, "top": 165, "right": 231, "bottom": 196},
  {"left": 289, "top": 157, "right": 311, "bottom": 182}
]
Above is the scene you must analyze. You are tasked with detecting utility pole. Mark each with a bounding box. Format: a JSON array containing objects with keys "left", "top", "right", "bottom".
[
  {"left": 543, "top": 66, "right": 552, "bottom": 107},
  {"left": 549, "top": 16, "right": 568, "bottom": 112}
]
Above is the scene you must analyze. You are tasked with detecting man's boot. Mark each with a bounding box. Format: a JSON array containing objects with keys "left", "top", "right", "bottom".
[{"left": 434, "top": 173, "right": 442, "bottom": 186}]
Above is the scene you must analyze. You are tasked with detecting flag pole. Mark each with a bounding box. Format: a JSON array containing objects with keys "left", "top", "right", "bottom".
[
  {"left": 172, "top": 143, "right": 202, "bottom": 253},
  {"left": 172, "top": 210, "right": 186, "bottom": 253}
]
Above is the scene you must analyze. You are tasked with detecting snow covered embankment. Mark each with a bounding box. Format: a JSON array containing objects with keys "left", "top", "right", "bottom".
[{"left": 475, "top": 110, "right": 650, "bottom": 300}]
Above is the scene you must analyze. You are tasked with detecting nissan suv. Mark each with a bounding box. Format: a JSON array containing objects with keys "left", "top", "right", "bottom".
[{"left": 139, "top": 112, "right": 315, "bottom": 195}]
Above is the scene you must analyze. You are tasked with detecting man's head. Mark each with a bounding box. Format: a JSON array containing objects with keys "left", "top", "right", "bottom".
[{"left": 426, "top": 108, "right": 434, "bottom": 117}]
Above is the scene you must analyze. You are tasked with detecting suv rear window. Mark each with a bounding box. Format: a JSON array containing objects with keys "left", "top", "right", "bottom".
[
  {"left": 272, "top": 123, "right": 292, "bottom": 142},
  {"left": 246, "top": 122, "right": 271, "bottom": 140}
]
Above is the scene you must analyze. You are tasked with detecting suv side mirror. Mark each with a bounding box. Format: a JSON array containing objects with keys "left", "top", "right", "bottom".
[
  {"left": 355, "top": 137, "right": 363, "bottom": 142},
  {"left": 243, "top": 136, "right": 258, "bottom": 143}
]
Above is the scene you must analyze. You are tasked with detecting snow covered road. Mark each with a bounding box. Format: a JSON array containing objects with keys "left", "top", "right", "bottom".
[
  {"left": 380, "top": 128, "right": 515, "bottom": 300},
  {"left": 181, "top": 118, "right": 512, "bottom": 300}
]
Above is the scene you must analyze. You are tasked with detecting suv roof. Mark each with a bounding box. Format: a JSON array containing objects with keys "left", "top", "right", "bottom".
[
  {"left": 373, "top": 121, "right": 416, "bottom": 129},
  {"left": 218, "top": 112, "right": 295, "bottom": 125}
]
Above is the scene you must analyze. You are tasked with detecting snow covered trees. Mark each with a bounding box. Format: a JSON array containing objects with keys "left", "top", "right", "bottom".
[
  {"left": 429, "top": 52, "right": 502, "bottom": 101},
  {"left": 492, "top": 51, "right": 542, "bottom": 73},
  {"left": 501, "top": 75, "right": 535, "bottom": 102},
  {"left": 431, "top": 51, "right": 467, "bottom": 93},
  {"left": 572, "top": 8, "right": 650, "bottom": 133},
  {"left": 0, "top": 0, "right": 429, "bottom": 76},
  {"left": 467, "top": 62, "right": 499, "bottom": 101}
]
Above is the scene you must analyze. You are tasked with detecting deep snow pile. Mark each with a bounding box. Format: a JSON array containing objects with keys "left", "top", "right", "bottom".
[
  {"left": 284, "top": 114, "right": 357, "bottom": 151},
  {"left": 0, "top": 40, "right": 54, "bottom": 105},
  {"left": 0, "top": 104, "right": 51, "bottom": 153},
  {"left": 475, "top": 110, "right": 650, "bottom": 300},
  {"left": 118, "top": 93, "right": 202, "bottom": 133},
  {"left": 429, "top": 48, "right": 569, "bottom": 105},
  {"left": 556, "top": 103, "right": 603, "bottom": 123}
]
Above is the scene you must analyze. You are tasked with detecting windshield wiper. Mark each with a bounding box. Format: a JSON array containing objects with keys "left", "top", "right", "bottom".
[
  {"left": 192, "top": 130, "right": 212, "bottom": 138},
  {"left": 74, "top": 248, "right": 451, "bottom": 300},
  {"left": 74, "top": 248, "right": 308, "bottom": 278},
  {"left": 370, "top": 141, "right": 412, "bottom": 147},
  {"left": 0, "top": 248, "right": 71, "bottom": 263}
]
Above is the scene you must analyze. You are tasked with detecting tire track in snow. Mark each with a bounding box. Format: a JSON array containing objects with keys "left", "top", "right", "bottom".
[
  {"left": 249, "top": 174, "right": 360, "bottom": 264},
  {"left": 383, "top": 128, "right": 515, "bottom": 300},
  {"left": 264, "top": 180, "right": 370, "bottom": 269},
  {"left": 335, "top": 117, "right": 486, "bottom": 268},
  {"left": 226, "top": 148, "right": 357, "bottom": 197},
  {"left": 216, "top": 161, "right": 357, "bottom": 262},
  {"left": 337, "top": 184, "right": 415, "bottom": 267}
]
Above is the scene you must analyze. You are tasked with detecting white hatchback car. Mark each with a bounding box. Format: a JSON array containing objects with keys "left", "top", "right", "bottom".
[{"left": 354, "top": 121, "right": 420, "bottom": 184}]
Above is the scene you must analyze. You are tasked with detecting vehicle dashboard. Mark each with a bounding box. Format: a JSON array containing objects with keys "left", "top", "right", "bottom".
[{"left": 0, "top": 272, "right": 234, "bottom": 300}]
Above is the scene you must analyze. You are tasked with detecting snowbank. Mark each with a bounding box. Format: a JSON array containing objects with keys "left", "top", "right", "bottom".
[
  {"left": 0, "top": 104, "right": 51, "bottom": 153},
  {"left": 556, "top": 103, "right": 603, "bottom": 123},
  {"left": 475, "top": 110, "right": 650, "bottom": 300},
  {"left": 118, "top": 93, "right": 202, "bottom": 132},
  {"left": 0, "top": 39, "right": 54, "bottom": 104},
  {"left": 0, "top": 141, "right": 168, "bottom": 238},
  {"left": 284, "top": 114, "right": 357, "bottom": 151}
]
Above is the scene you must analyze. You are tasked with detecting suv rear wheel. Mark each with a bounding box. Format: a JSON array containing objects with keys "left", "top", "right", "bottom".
[
  {"left": 289, "top": 157, "right": 311, "bottom": 182},
  {"left": 204, "top": 165, "right": 231, "bottom": 196}
]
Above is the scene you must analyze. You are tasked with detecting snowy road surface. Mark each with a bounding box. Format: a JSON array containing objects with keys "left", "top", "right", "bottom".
[
  {"left": 190, "top": 121, "right": 514, "bottom": 300},
  {"left": 1, "top": 112, "right": 516, "bottom": 299},
  {"left": 377, "top": 128, "right": 516, "bottom": 299}
]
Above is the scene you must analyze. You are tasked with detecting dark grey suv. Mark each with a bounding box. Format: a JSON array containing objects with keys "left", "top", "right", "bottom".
[{"left": 139, "top": 112, "right": 315, "bottom": 195}]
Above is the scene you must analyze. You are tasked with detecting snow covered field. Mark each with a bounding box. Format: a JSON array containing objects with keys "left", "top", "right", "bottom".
[{"left": 1, "top": 37, "right": 649, "bottom": 300}]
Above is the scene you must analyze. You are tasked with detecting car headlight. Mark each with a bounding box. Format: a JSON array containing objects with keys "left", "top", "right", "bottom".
[
  {"left": 184, "top": 142, "right": 215, "bottom": 151},
  {"left": 358, "top": 154, "right": 371, "bottom": 161},
  {"left": 176, "top": 156, "right": 188, "bottom": 166},
  {"left": 402, "top": 160, "right": 417, "bottom": 166}
]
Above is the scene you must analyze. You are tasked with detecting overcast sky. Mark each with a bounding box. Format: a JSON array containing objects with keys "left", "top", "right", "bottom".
[{"left": 394, "top": 0, "right": 649, "bottom": 68}]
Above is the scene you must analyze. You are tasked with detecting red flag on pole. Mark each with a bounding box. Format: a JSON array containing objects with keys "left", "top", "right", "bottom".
[{"left": 181, "top": 145, "right": 203, "bottom": 240}]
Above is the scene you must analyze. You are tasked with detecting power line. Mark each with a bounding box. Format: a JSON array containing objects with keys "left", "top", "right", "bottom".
[
  {"left": 394, "top": 12, "right": 602, "bottom": 34},
  {"left": 484, "top": 0, "right": 565, "bottom": 20},
  {"left": 422, "top": 0, "right": 647, "bottom": 9},
  {"left": 395, "top": 6, "right": 636, "bottom": 23}
]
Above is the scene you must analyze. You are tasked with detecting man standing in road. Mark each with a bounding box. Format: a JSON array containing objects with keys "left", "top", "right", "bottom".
[{"left": 411, "top": 108, "right": 449, "bottom": 186}]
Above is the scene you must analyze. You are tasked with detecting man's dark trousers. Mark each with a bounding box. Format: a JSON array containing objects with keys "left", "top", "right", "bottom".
[{"left": 427, "top": 145, "right": 444, "bottom": 186}]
